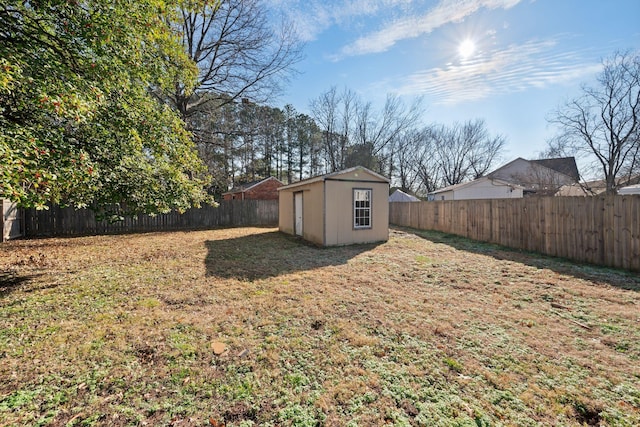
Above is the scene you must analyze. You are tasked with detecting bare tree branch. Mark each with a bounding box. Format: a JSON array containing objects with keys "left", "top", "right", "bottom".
[
  {"left": 167, "top": 0, "right": 304, "bottom": 121},
  {"left": 547, "top": 50, "right": 640, "bottom": 193}
]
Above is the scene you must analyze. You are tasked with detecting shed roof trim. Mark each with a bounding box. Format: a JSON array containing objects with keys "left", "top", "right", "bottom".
[{"left": 278, "top": 166, "right": 389, "bottom": 191}]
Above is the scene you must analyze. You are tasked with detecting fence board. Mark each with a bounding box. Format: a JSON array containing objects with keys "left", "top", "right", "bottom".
[
  {"left": 23, "top": 200, "right": 278, "bottom": 238},
  {"left": 390, "top": 196, "right": 640, "bottom": 272}
]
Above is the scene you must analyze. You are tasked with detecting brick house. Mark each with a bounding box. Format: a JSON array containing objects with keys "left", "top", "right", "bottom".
[{"left": 222, "top": 177, "right": 283, "bottom": 201}]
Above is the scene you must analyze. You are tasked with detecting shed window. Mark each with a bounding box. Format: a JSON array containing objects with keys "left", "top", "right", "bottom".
[{"left": 353, "top": 189, "right": 372, "bottom": 229}]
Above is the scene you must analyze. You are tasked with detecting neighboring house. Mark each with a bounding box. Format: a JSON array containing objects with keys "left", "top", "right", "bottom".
[
  {"left": 278, "top": 166, "right": 389, "bottom": 246},
  {"left": 619, "top": 184, "right": 640, "bottom": 195},
  {"left": 427, "top": 177, "right": 524, "bottom": 201},
  {"left": 557, "top": 175, "right": 640, "bottom": 196},
  {"left": 487, "top": 157, "right": 580, "bottom": 196},
  {"left": 222, "top": 177, "right": 283, "bottom": 201},
  {"left": 426, "top": 157, "right": 578, "bottom": 201},
  {"left": 556, "top": 179, "right": 607, "bottom": 196},
  {"left": 2, "top": 199, "right": 23, "bottom": 242},
  {"left": 389, "top": 189, "right": 420, "bottom": 202}
]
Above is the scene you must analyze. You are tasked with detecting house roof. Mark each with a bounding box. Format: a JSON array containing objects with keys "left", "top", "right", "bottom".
[
  {"left": 530, "top": 157, "right": 580, "bottom": 182},
  {"left": 486, "top": 157, "right": 526, "bottom": 177},
  {"left": 389, "top": 189, "right": 420, "bottom": 202},
  {"left": 487, "top": 156, "right": 580, "bottom": 183},
  {"left": 278, "top": 166, "right": 389, "bottom": 191},
  {"left": 223, "top": 176, "right": 282, "bottom": 195},
  {"left": 428, "top": 177, "right": 524, "bottom": 195}
]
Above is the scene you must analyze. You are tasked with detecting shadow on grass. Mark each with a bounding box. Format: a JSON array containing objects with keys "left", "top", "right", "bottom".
[
  {"left": 205, "top": 230, "right": 382, "bottom": 281},
  {"left": 0, "top": 272, "right": 45, "bottom": 298},
  {"left": 393, "top": 226, "right": 640, "bottom": 292}
]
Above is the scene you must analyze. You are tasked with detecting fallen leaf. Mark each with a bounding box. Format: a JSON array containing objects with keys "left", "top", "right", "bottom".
[{"left": 211, "top": 341, "right": 226, "bottom": 355}]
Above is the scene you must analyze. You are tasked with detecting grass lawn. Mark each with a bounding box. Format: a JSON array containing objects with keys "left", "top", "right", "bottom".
[{"left": 1, "top": 226, "right": 639, "bottom": 426}]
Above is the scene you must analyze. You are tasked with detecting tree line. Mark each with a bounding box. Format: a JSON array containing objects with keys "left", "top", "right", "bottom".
[{"left": 192, "top": 88, "right": 506, "bottom": 199}]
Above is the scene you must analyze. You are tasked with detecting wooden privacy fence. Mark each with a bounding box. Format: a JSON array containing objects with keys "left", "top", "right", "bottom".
[
  {"left": 24, "top": 199, "right": 279, "bottom": 237},
  {"left": 390, "top": 196, "right": 640, "bottom": 272}
]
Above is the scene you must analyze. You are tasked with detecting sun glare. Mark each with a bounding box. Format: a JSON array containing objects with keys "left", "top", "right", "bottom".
[{"left": 458, "top": 38, "right": 476, "bottom": 60}]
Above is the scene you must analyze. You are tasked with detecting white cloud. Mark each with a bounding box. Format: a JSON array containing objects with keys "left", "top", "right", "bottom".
[
  {"left": 336, "top": 0, "right": 523, "bottom": 59},
  {"left": 269, "top": 0, "right": 414, "bottom": 42},
  {"left": 391, "top": 39, "right": 602, "bottom": 104}
]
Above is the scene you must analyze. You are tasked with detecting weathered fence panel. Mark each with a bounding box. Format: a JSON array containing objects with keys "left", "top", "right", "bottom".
[
  {"left": 390, "top": 196, "right": 640, "bottom": 272},
  {"left": 23, "top": 200, "right": 279, "bottom": 237}
]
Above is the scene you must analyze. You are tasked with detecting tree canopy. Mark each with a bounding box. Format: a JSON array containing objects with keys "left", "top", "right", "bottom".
[{"left": 0, "top": 0, "right": 212, "bottom": 216}]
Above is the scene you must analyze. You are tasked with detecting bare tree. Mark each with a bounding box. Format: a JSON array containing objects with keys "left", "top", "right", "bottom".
[
  {"left": 394, "top": 129, "right": 429, "bottom": 194},
  {"left": 350, "top": 94, "right": 424, "bottom": 175},
  {"left": 338, "top": 89, "right": 357, "bottom": 170},
  {"left": 167, "top": 0, "right": 304, "bottom": 122},
  {"left": 311, "top": 88, "right": 424, "bottom": 174},
  {"left": 433, "top": 119, "right": 506, "bottom": 186},
  {"left": 310, "top": 86, "right": 340, "bottom": 171},
  {"left": 159, "top": 0, "right": 302, "bottom": 194},
  {"left": 309, "top": 87, "right": 358, "bottom": 172},
  {"left": 412, "top": 128, "right": 441, "bottom": 195},
  {"left": 548, "top": 50, "right": 640, "bottom": 194},
  {"left": 463, "top": 120, "right": 506, "bottom": 179}
]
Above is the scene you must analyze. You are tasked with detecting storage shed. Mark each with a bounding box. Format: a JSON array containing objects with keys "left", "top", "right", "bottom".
[{"left": 278, "top": 166, "right": 389, "bottom": 246}]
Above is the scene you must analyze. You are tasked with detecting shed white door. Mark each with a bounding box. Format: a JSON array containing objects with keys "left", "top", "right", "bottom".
[{"left": 294, "top": 192, "right": 303, "bottom": 236}]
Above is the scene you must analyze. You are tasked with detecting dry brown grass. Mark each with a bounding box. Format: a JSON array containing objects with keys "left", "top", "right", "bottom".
[{"left": 1, "top": 226, "right": 639, "bottom": 426}]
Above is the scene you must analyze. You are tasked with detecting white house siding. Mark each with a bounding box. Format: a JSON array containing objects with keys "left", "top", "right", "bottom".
[
  {"left": 619, "top": 184, "right": 640, "bottom": 195},
  {"left": 433, "top": 178, "right": 523, "bottom": 201}
]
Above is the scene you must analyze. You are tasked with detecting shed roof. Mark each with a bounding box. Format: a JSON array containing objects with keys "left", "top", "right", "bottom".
[{"left": 278, "top": 166, "right": 389, "bottom": 191}]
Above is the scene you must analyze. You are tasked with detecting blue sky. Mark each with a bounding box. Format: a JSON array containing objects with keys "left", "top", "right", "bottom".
[{"left": 269, "top": 0, "right": 640, "bottom": 162}]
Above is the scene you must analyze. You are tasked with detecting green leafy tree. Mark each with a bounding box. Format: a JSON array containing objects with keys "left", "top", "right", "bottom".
[{"left": 0, "top": 0, "right": 212, "bottom": 216}]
